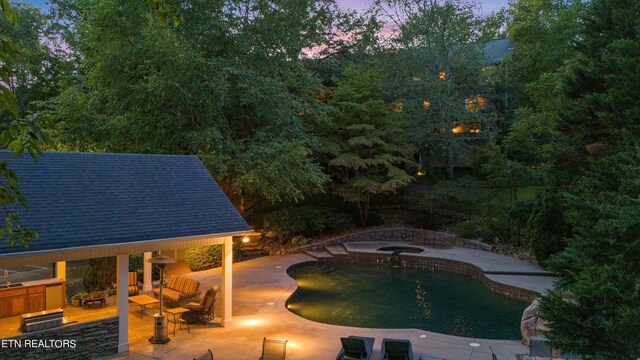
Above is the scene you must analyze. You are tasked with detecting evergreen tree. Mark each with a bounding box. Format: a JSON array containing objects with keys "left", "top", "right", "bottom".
[{"left": 539, "top": 0, "right": 640, "bottom": 358}]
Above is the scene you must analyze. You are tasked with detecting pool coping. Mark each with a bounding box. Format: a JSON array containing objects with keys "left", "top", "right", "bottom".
[{"left": 284, "top": 258, "right": 530, "bottom": 341}]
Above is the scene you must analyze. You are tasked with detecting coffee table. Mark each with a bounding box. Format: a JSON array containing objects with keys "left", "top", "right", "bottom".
[{"left": 128, "top": 294, "right": 160, "bottom": 318}]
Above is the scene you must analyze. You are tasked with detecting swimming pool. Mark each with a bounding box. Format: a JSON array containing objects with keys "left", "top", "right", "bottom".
[{"left": 286, "top": 262, "right": 527, "bottom": 339}]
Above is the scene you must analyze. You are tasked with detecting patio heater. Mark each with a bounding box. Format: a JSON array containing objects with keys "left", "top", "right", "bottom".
[{"left": 146, "top": 255, "right": 177, "bottom": 344}]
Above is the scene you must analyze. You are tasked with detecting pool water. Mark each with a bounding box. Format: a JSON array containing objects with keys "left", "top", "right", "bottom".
[{"left": 286, "top": 262, "right": 527, "bottom": 340}]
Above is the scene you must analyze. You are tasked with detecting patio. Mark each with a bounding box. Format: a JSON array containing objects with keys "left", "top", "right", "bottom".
[{"left": 103, "top": 251, "right": 536, "bottom": 360}]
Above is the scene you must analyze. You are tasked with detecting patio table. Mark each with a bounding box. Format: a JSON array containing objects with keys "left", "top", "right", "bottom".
[
  {"left": 128, "top": 294, "right": 159, "bottom": 318},
  {"left": 166, "top": 307, "right": 190, "bottom": 336}
]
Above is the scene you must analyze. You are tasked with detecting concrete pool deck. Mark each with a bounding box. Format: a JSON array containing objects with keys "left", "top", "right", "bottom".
[{"left": 104, "top": 245, "right": 554, "bottom": 360}]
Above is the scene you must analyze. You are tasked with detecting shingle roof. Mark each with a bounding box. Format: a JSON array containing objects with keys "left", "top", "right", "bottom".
[
  {"left": 0, "top": 151, "right": 251, "bottom": 254},
  {"left": 483, "top": 38, "right": 515, "bottom": 64}
]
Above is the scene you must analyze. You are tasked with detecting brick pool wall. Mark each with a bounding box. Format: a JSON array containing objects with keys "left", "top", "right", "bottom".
[
  {"left": 320, "top": 253, "right": 535, "bottom": 302},
  {"left": 290, "top": 228, "right": 496, "bottom": 253},
  {"left": 1, "top": 316, "right": 119, "bottom": 359}
]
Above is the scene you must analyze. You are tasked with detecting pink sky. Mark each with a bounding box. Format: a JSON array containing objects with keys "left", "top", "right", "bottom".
[
  {"left": 337, "top": 0, "right": 509, "bottom": 15},
  {"left": 27, "top": 0, "right": 509, "bottom": 16}
]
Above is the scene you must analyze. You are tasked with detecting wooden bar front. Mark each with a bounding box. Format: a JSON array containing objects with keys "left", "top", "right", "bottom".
[{"left": 0, "top": 278, "right": 66, "bottom": 318}]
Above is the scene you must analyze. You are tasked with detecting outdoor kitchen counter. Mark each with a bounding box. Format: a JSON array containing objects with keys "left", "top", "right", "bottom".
[{"left": 0, "top": 278, "right": 66, "bottom": 318}]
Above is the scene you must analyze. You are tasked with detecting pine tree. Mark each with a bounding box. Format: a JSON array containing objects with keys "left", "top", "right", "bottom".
[{"left": 539, "top": 0, "right": 640, "bottom": 358}]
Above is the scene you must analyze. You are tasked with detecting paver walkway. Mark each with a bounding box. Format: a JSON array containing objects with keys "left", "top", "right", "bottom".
[{"left": 104, "top": 245, "right": 553, "bottom": 360}]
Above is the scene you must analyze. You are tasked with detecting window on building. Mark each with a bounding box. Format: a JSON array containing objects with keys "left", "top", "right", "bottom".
[{"left": 465, "top": 96, "right": 485, "bottom": 111}]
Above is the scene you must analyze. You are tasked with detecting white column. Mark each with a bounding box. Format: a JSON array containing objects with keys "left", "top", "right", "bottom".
[
  {"left": 221, "top": 236, "right": 233, "bottom": 327},
  {"left": 116, "top": 254, "right": 129, "bottom": 353},
  {"left": 54, "top": 261, "right": 66, "bottom": 280},
  {"left": 143, "top": 252, "right": 152, "bottom": 292}
]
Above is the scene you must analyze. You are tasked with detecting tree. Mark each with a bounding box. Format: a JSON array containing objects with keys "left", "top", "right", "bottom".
[
  {"left": 327, "top": 64, "right": 415, "bottom": 225},
  {"left": 468, "top": 142, "right": 530, "bottom": 243},
  {"left": 495, "top": 0, "right": 585, "bottom": 260},
  {"left": 506, "top": 0, "right": 585, "bottom": 105},
  {"left": 373, "top": 0, "right": 496, "bottom": 180},
  {"left": 0, "top": 0, "right": 18, "bottom": 116},
  {"left": 1, "top": 3, "right": 69, "bottom": 119},
  {"left": 541, "top": 141, "right": 640, "bottom": 359},
  {"left": 0, "top": 0, "right": 42, "bottom": 247},
  {"left": 49, "top": 0, "right": 336, "bottom": 211},
  {"left": 538, "top": 0, "right": 640, "bottom": 357}
]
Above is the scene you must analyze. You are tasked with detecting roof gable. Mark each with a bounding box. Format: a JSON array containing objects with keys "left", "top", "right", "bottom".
[{"left": 0, "top": 151, "right": 250, "bottom": 255}]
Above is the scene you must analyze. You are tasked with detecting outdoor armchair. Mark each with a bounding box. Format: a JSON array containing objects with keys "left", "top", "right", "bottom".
[{"left": 183, "top": 286, "right": 219, "bottom": 325}]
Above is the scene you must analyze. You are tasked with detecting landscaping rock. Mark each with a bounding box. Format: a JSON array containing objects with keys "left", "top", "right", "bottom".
[{"left": 521, "top": 299, "right": 543, "bottom": 346}]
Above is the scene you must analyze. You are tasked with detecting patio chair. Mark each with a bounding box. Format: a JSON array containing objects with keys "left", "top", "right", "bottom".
[
  {"left": 183, "top": 286, "right": 219, "bottom": 325},
  {"left": 259, "top": 337, "right": 287, "bottom": 360},
  {"left": 381, "top": 338, "right": 414, "bottom": 360},
  {"left": 336, "top": 336, "right": 375, "bottom": 360},
  {"left": 194, "top": 349, "right": 213, "bottom": 360},
  {"left": 128, "top": 272, "right": 139, "bottom": 296}
]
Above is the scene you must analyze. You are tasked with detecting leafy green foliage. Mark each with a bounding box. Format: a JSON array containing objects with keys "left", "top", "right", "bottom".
[
  {"left": 0, "top": 0, "right": 18, "bottom": 116},
  {"left": 49, "top": 0, "right": 335, "bottom": 210},
  {"left": 263, "top": 206, "right": 333, "bottom": 239},
  {"left": 129, "top": 255, "right": 159, "bottom": 281},
  {"left": 374, "top": 0, "right": 497, "bottom": 180},
  {"left": 185, "top": 245, "right": 222, "bottom": 272},
  {"left": 0, "top": 1, "right": 45, "bottom": 248},
  {"left": 506, "top": 0, "right": 586, "bottom": 101},
  {"left": 452, "top": 220, "right": 478, "bottom": 239},
  {"left": 327, "top": 64, "right": 415, "bottom": 225}
]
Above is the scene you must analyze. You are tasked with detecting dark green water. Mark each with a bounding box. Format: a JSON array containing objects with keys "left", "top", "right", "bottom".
[{"left": 286, "top": 262, "right": 527, "bottom": 340}]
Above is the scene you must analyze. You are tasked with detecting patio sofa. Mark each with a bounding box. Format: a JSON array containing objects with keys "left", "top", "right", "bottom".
[
  {"left": 128, "top": 272, "right": 139, "bottom": 296},
  {"left": 153, "top": 275, "right": 200, "bottom": 304}
]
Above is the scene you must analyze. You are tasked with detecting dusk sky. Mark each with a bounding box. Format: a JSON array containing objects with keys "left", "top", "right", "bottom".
[
  {"left": 24, "top": 0, "right": 510, "bottom": 16},
  {"left": 337, "top": 0, "right": 509, "bottom": 15}
]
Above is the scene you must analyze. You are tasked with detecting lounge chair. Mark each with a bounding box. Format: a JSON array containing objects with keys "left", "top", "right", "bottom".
[
  {"left": 183, "top": 286, "right": 219, "bottom": 325},
  {"left": 194, "top": 349, "right": 213, "bottom": 360},
  {"left": 336, "top": 336, "right": 375, "bottom": 360},
  {"left": 128, "top": 271, "right": 139, "bottom": 296},
  {"left": 259, "top": 337, "right": 287, "bottom": 360},
  {"left": 381, "top": 338, "right": 414, "bottom": 360}
]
